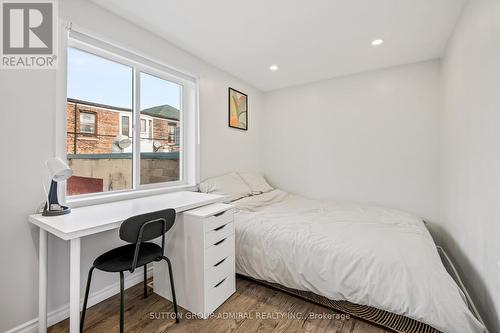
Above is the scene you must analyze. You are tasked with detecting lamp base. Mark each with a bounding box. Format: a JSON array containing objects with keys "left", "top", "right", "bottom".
[{"left": 42, "top": 205, "right": 71, "bottom": 216}]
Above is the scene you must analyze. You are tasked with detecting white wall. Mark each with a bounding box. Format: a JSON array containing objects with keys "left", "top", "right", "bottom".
[
  {"left": 263, "top": 61, "right": 441, "bottom": 222},
  {"left": 0, "top": 70, "right": 56, "bottom": 332},
  {"left": 0, "top": 0, "right": 263, "bottom": 331},
  {"left": 440, "top": 0, "right": 500, "bottom": 331}
]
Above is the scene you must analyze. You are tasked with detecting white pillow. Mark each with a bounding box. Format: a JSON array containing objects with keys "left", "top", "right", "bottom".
[
  {"left": 238, "top": 172, "right": 274, "bottom": 195},
  {"left": 198, "top": 173, "right": 252, "bottom": 202}
]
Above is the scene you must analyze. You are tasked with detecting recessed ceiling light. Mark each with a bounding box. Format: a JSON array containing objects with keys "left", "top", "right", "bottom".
[
  {"left": 269, "top": 64, "right": 279, "bottom": 71},
  {"left": 371, "top": 39, "right": 384, "bottom": 46}
]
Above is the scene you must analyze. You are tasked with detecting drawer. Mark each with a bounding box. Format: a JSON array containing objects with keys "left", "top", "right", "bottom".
[
  {"left": 205, "top": 274, "right": 235, "bottom": 314},
  {"left": 203, "top": 209, "right": 234, "bottom": 233},
  {"left": 205, "top": 255, "right": 235, "bottom": 288},
  {"left": 205, "top": 222, "right": 234, "bottom": 248},
  {"left": 204, "top": 235, "right": 234, "bottom": 269}
]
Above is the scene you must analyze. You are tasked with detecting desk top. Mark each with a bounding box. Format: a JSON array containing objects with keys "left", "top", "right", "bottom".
[{"left": 29, "top": 191, "right": 224, "bottom": 240}]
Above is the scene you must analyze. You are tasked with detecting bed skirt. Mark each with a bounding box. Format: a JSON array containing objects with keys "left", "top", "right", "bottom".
[{"left": 238, "top": 274, "right": 441, "bottom": 333}]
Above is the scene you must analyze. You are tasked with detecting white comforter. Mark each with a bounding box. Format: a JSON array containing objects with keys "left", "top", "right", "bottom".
[{"left": 233, "top": 190, "right": 484, "bottom": 333}]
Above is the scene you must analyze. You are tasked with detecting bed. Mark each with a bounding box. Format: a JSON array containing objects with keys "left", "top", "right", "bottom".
[{"left": 198, "top": 173, "right": 486, "bottom": 333}]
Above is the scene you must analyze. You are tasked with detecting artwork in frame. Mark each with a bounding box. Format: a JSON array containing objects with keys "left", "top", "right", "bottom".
[{"left": 228, "top": 87, "right": 248, "bottom": 130}]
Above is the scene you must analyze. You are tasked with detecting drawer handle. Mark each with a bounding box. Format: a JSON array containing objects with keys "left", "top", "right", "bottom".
[
  {"left": 214, "top": 278, "right": 227, "bottom": 288},
  {"left": 213, "top": 238, "right": 227, "bottom": 246},
  {"left": 214, "top": 211, "right": 226, "bottom": 217},
  {"left": 213, "top": 224, "right": 227, "bottom": 232},
  {"left": 214, "top": 257, "right": 227, "bottom": 267}
]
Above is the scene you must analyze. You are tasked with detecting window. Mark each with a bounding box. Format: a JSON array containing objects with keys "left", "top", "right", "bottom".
[
  {"left": 140, "top": 72, "right": 182, "bottom": 185},
  {"left": 121, "top": 116, "right": 130, "bottom": 137},
  {"left": 175, "top": 126, "right": 180, "bottom": 145},
  {"left": 79, "top": 111, "right": 96, "bottom": 134},
  {"left": 168, "top": 123, "right": 176, "bottom": 143},
  {"left": 67, "top": 47, "right": 133, "bottom": 196},
  {"left": 64, "top": 34, "right": 197, "bottom": 200}
]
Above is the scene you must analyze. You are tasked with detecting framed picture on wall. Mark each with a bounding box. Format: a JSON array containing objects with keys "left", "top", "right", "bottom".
[{"left": 228, "top": 87, "right": 248, "bottom": 130}]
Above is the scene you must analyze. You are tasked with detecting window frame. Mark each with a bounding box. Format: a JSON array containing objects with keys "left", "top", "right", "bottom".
[
  {"left": 120, "top": 114, "right": 131, "bottom": 137},
  {"left": 138, "top": 115, "right": 154, "bottom": 139},
  {"left": 59, "top": 29, "right": 199, "bottom": 206},
  {"left": 140, "top": 118, "right": 147, "bottom": 135},
  {"left": 168, "top": 122, "right": 176, "bottom": 143},
  {"left": 79, "top": 110, "right": 97, "bottom": 135}
]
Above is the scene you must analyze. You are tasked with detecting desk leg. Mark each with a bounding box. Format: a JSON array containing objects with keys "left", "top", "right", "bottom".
[
  {"left": 69, "top": 238, "right": 81, "bottom": 333},
  {"left": 39, "top": 229, "right": 48, "bottom": 333}
]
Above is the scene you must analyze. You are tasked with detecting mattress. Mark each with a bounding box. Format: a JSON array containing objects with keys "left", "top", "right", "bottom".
[{"left": 232, "top": 190, "right": 485, "bottom": 333}]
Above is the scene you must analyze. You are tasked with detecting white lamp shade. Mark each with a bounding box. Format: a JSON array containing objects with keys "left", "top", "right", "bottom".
[{"left": 46, "top": 157, "right": 73, "bottom": 181}]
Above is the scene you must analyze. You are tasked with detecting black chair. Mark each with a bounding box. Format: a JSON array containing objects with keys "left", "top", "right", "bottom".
[{"left": 80, "top": 208, "right": 179, "bottom": 333}]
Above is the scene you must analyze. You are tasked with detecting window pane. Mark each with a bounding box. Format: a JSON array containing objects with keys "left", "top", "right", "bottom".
[
  {"left": 66, "top": 47, "right": 134, "bottom": 196},
  {"left": 80, "top": 112, "right": 96, "bottom": 134},
  {"left": 121, "top": 116, "right": 130, "bottom": 137},
  {"left": 67, "top": 48, "right": 132, "bottom": 108},
  {"left": 139, "top": 72, "right": 181, "bottom": 185}
]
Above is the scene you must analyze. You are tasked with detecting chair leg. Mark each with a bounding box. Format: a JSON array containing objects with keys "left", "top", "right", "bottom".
[
  {"left": 80, "top": 266, "right": 95, "bottom": 333},
  {"left": 120, "top": 271, "right": 125, "bottom": 333},
  {"left": 143, "top": 264, "right": 148, "bottom": 298},
  {"left": 161, "top": 256, "right": 179, "bottom": 323}
]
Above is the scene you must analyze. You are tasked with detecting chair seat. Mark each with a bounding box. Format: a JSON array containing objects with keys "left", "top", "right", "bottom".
[{"left": 93, "top": 242, "right": 162, "bottom": 272}]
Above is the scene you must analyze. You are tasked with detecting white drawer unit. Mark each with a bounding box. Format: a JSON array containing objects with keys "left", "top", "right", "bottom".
[{"left": 154, "top": 203, "right": 235, "bottom": 318}]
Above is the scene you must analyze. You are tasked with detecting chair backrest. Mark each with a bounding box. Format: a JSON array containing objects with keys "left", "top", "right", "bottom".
[{"left": 119, "top": 208, "right": 176, "bottom": 244}]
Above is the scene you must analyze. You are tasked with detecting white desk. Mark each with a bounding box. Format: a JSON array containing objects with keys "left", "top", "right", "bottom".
[{"left": 29, "top": 191, "right": 224, "bottom": 333}]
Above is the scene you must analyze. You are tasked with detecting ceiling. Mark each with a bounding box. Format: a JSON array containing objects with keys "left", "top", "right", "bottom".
[{"left": 91, "top": 0, "right": 466, "bottom": 91}]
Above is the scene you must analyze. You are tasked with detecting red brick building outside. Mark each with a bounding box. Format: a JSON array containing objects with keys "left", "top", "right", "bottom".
[
  {"left": 66, "top": 99, "right": 181, "bottom": 196},
  {"left": 66, "top": 98, "right": 180, "bottom": 154}
]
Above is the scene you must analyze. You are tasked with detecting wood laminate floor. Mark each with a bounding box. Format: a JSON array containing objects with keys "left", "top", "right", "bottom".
[{"left": 49, "top": 276, "right": 391, "bottom": 333}]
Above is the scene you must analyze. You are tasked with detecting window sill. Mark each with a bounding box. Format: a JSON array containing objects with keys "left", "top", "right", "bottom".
[
  {"left": 66, "top": 183, "right": 198, "bottom": 208},
  {"left": 78, "top": 136, "right": 99, "bottom": 141}
]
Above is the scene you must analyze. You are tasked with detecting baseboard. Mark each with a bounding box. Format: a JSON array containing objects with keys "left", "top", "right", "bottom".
[{"left": 5, "top": 267, "right": 153, "bottom": 333}]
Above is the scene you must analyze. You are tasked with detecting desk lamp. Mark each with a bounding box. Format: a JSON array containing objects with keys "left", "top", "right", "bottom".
[{"left": 42, "top": 157, "right": 73, "bottom": 216}]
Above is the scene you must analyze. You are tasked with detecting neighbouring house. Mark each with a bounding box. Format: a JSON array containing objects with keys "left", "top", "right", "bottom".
[
  {"left": 66, "top": 98, "right": 180, "bottom": 154},
  {"left": 66, "top": 99, "right": 181, "bottom": 195}
]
